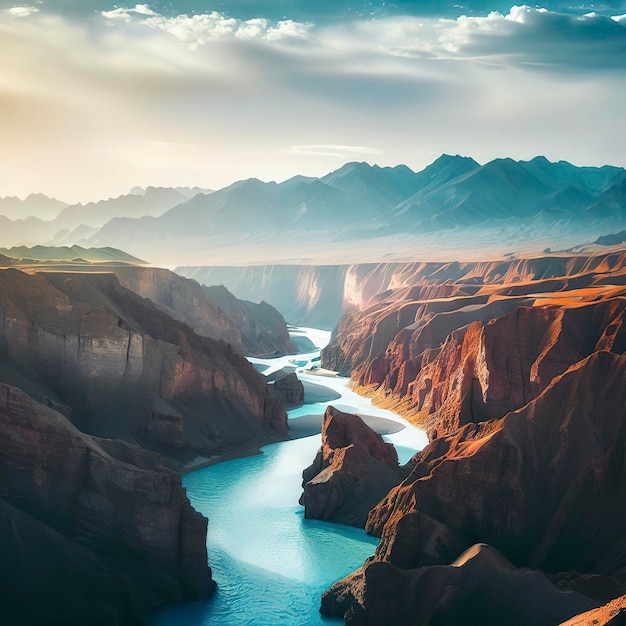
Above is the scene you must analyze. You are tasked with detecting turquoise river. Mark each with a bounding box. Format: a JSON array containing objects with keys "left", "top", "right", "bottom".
[{"left": 152, "top": 328, "right": 427, "bottom": 626}]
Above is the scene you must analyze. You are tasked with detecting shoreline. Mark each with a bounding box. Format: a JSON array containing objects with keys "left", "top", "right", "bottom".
[{"left": 177, "top": 410, "right": 406, "bottom": 475}]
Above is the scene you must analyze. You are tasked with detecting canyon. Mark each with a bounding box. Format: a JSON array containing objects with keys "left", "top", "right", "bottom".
[
  {"left": 0, "top": 254, "right": 297, "bottom": 624},
  {"left": 1, "top": 207, "right": 625, "bottom": 625},
  {"left": 300, "top": 249, "right": 626, "bottom": 624}
]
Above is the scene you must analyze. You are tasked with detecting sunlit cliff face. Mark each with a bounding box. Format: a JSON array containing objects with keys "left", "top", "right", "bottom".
[{"left": 0, "top": 1, "right": 624, "bottom": 201}]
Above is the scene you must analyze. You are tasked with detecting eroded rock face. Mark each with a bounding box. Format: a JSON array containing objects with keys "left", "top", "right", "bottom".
[
  {"left": 299, "top": 406, "right": 405, "bottom": 527},
  {"left": 271, "top": 372, "right": 305, "bottom": 408},
  {"left": 560, "top": 594, "right": 626, "bottom": 626},
  {"left": 365, "top": 352, "right": 626, "bottom": 578},
  {"left": 322, "top": 255, "right": 626, "bottom": 443},
  {"left": 321, "top": 544, "right": 598, "bottom": 626},
  {"left": 0, "top": 268, "right": 286, "bottom": 461},
  {"left": 370, "top": 299, "right": 626, "bottom": 438},
  {"left": 112, "top": 266, "right": 294, "bottom": 356},
  {"left": 0, "top": 383, "right": 214, "bottom": 624}
]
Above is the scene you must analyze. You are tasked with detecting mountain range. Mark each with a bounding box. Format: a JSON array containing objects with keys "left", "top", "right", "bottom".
[
  {"left": 0, "top": 186, "right": 212, "bottom": 250},
  {"left": 1, "top": 156, "right": 625, "bottom": 265}
]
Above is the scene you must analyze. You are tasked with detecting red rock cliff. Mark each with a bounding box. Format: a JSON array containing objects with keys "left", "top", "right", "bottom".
[
  {"left": 0, "top": 382, "right": 213, "bottom": 624},
  {"left": 0, "top": 268, "right": 286, "bottom": 462}
]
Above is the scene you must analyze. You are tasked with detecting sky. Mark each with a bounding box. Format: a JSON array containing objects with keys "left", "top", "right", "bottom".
[{"left": 0, "top": 0, "right": 624, "bottom": 202}]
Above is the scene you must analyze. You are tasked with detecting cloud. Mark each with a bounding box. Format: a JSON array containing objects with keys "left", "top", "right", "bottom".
[
  {"left": 433, "top": 5, "right": 626, "bottom": 70},
  {"left": 101, "top": 4, "right": 157, "bottom": 20},
  {"left": 317, "top": 5, "right": 626, "bottom": 72},
  {"left": 288, "top": 145, "right": 383, "bottom": 158},
  {"left": 95, "top": 4, "right": 626, "bottom": 71},
  {"left": 0, "top": 4, "right": 624, "bottom": 202},
  {"left": 102, "top": 6, "right": 313, "bottom": 49},
  {"left": 6, "top": 6, "right": 39, "bottom": 17}
]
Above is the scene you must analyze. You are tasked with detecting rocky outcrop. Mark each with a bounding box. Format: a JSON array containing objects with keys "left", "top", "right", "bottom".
[
  {"left": 299, "top": 406, "right": 405, "bottom": 527},
  {"left": 0, "top": 268, "right": 286, "bottom": 462},
  {"left": 177, "top": 250, "right": 626, "bottom": 329},
  {"left": 202, "top": 284, "right": 295, "bottom": 356},
  {"left": 560, "top": 594, "right": 626, "bottom": 626},
  {"left": 271, "top": 372, "right": 305, "bottom": 408},
  {"left": 364, "top": 352, "right": 626, "bottom": 577},
  {"left": 321, "top": 543, "right": 598, "bottom": 626},
  {"left": 366, "top": 298, "right": 626, "bottom": 438},
  {"left": 112, "top": 266, "right": 294, "bottom": 356},
  {"left": 315, "top": 251, "right": 626, "bottom": 625},
  {"left": 0, "top": 382, "right": 213, "bottom": 624}
]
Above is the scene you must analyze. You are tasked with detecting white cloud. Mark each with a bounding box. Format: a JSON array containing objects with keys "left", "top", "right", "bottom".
[
  {"left": 102, "top": 7, "right": 311, "bottom": 49},
  {"left": 0, "top": 5, "right": 624, "bottom": 202},
  {"left": 288, "top": 145, "right": 383, "bottom": 158},
  {"left": 265, "top": 19, "right": 313, "bottom": 41},
  {"left": 101, "top": 4, "right": 157, "bottom": 20},
  {"left": 7, "top": 6, "right": 39, "bottom": 17}
]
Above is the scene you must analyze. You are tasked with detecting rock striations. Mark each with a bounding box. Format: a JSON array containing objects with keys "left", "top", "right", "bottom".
[
  {"left": 0, "top": 268, "right": 287, "bottom": 461},
  {"left": 0, "top": 382, "right": 213, "bottom": 625},
  {"left": 322, "top": 544, "right": 597, "bottom": 626},
  {"left": 316, "top": 250, "right": 626, "bottom": 625},
  {"left": 0, "top": 263, "right": 297, "bottom": 623},
  {"left": 300, "top": 406, "right": 405, "bottom": 527}
]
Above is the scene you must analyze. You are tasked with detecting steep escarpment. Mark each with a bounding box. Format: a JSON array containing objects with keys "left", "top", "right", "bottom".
[
  {"left": 299, "top": 406, "right": 405, "bottom": 527},
  {"left": 0, "top": 268, "right": 286, "bottom": 462},
  {"left": 367, "top": 352, "right": 626, "bottom": 573},
  {"left": 365, "top": 297, "right": 625, "bottom": 437},
  {"left": 322, "top": 544, "right": 597, "bottom": 626},
  {"left": 322, "top": 352, "right": 626, "bottom": 623},
  {"left": 0, "top": 383, "right": 213, "bottom": 625},
  {"left": 177, "top": 250, "right": 626, "bottom": 329},
  {"left": 315, "top": 252, "right": 626, "bottom": 625},
  {"left": 112, "top": 266, "right": 294, "bottom": 356}
]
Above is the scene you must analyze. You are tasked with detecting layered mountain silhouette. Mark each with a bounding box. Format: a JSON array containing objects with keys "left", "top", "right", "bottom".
[
  {"left": 0, "top": 187, "right": 212, "bottom": 248},
  {"left": 1, "top": 156, "right": 624, "bottom": 264},
  {"left": 68, "top": 156, "right": 626, "bottom": 264}
]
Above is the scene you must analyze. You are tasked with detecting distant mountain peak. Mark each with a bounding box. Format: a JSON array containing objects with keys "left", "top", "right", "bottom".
[{"left": 431, "top": 154, "right": 479, "bottom": 167}]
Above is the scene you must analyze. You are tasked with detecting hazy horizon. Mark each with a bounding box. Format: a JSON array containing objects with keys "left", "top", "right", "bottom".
[{"left": 0, "top": 0, "right": 624, "bottom": 203}]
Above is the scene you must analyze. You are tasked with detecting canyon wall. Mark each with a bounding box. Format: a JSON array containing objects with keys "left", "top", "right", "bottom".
[
  {"left": 112, "top": 266, "right": 294, "bottom": 356},
  {"left": 0, "top": 265, "right": 297, "bottom": 621},
  {"left": 0, "top": 268, "right": 287, "bottom": 462},
  {"left": 313, "top": 249, "right": 626, "bottom": 625},
  {"left": 0, "top": 382, "right": 214, "bottom": 624},
  {"left": 177, "top": 250, "right": 626, "bottom": 329}
]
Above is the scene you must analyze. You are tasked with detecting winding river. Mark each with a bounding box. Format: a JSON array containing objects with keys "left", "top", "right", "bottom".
[{"left": 152, "top": 328, "right": 427, "bottom": 626}]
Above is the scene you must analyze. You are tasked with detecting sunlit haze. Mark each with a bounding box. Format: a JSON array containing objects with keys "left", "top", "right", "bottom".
[{"left": 0, "top": 0, "right": 624, "bottom": 202}]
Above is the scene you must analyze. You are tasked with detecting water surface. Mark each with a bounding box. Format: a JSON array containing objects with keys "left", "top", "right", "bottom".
[{"left": 152, "top": 327, "right": 427, "bottom": 625}]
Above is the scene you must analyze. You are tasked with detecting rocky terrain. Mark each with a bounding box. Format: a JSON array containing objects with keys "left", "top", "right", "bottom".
[
  {"left": 322, "top": 544, "right": 598, "bottom": 626},
  {"left": 0, "top": 260, "right": 299, "bottom": 623},
  {"left": 0, "top": 267, "right": 287, "bottom": 463},
  {"left": 300, "top": 406, "right": 406, "bottom": 527},
  {"left": 178, "top": 248, "right": 626, "bottom": 329},
  {"left": 314, "top": 249, "right": 626, "bottom": 624},
  {"left": 0, "top": 382, "right": 214, "bottom": 625}
]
